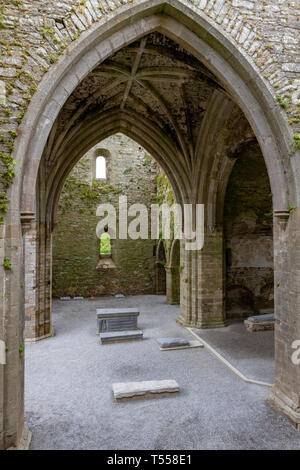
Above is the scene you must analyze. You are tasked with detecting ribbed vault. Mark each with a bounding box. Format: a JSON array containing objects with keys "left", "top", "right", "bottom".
[{"left": 41, "top": 31, "right": 254, "bottom": 226}]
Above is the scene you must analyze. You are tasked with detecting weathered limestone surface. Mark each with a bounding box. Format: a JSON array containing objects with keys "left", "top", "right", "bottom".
[
  {"left": 112, "top": 379, "right": 180, "bottom": 400},
  {"left": 156, "top": 337, "right": 189, "bottom": 348},
  {"left": 244, "top": 313, "right": 275, "bottom": 332},
  {"left": 100, "top": 330, "right": 143, "bottom": 343}
]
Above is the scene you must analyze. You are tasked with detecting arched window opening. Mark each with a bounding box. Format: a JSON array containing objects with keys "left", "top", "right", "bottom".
[
  {"left": 100, "top": 232, "right": 111, "bottom": 255},
  {"left": 96, "top": 156, "right": 106, "bottom": 179}
]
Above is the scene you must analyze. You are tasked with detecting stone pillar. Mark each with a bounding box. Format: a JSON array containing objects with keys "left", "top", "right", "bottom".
[
  {"left": 23, "top": 218, "right": 37, "bottom": 340},
  {"left": 24, "top": 221, "right": 53, "bottom": 342},
  {"left": 166, "top": 266, "right": 180, "bottom": 304},
  {"left": 268, "top": 209, "right": 300, "bottom": 429},
  {"left": 177, "top": 226, "right": 227, "bottom": 328},
  {"left": 0, "top": 216, "right": 26, "bottom": 449},
  {"left": 155, "top": 261, "right": 166, "bottom": 295}
]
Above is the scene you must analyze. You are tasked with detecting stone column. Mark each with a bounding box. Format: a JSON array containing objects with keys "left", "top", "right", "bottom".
[
  {"left": 36, "top": 222, "right": 53, "bottom": 341},
  {"left": 0, "top": 214, "right": 27, "bottom": 449},
  {"left": 155, "top": 261, "right": 166, "bottom": 295},
  {"left": 165, "top": 266, "right": 180, "bottom": 304},
  {"left": 177, "top": 226, "right": 227, "bottom": 328},
  {"left": 24, "top": 220, "right": 54, "bottom": 342},
  {"left": 268, "top": 209, "right": 300, "bottom": 429},
  {"left": 23, "top": 216, "right": 37, "bottom": 340}
]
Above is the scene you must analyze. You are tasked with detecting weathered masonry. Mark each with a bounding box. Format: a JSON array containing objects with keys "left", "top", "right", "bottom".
[
  {"left": 224, "top": 140, "right": 274, "bottom": 318},
  {"left": 52, "top": 133, "right": 157, "bottom": 299},
  {"left": 0, "top": 0, "right": 300, "bottom": 449}
]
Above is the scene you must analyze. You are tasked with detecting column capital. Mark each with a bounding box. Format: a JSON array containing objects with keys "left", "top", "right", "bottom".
[
  {"left": 20, "top": 211, "right": 35, "bottom": 234},
  {"left": 274, "top": 210, "right": 289, "bottom": 229}
]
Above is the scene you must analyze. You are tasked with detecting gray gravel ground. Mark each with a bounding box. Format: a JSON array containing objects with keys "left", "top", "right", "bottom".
[{"left": 25, "top": 295, "right": 300, "bottom": 450}]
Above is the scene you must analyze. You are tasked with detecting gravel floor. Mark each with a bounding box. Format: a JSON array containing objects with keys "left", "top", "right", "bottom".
[{"left": 25, "top": 295, "right": 300, "bottom": 450}]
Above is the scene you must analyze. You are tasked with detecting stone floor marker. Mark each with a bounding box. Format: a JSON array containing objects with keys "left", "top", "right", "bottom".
[
  {"left": 244, "top": 313, "right": 275, "bottom": 332},
  {"left": 100, "top": 330, "right": 143, "bottom": 344},
  {"left": 112, "top": 380, "right": 180, "bottom": 401}
]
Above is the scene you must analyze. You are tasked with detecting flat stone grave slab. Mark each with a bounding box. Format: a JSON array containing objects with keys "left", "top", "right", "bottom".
[
  {"left": 157, "top": 339, "right": 204, "bottom": 350},
  {"left": 244, "top": 313, "right": 275, "bottom": 332},
  {"left": 100, "top": 330, "right": 143, "bottom": 344},
  {"left": 112, "top": 379, "right": 180, "bottom": 401},
  {"left": 157, "top": 337, "right": 189, "bottom": 348},
  {"left": 96, "top": 308, "right": 139, "bottom": 334}
]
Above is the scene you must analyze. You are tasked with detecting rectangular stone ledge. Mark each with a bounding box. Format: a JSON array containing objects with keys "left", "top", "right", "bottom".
[
  {"left": 156, "top": 337, "right": 190, "bottom": 349},
  {"left": 112, "top": 380, "right": 180, "bottom": 401},
  {"left": 157, "top": 339, "right": 204, "bottom": 351},
  {"left": 97, "top": 308, "right": 140, "bottom": 317},
  {"left": 244, "top": 313, "right": 275, "bottom": 332},
  {"left": 100, "top": 330, "right": 143, "bottom": 344}
]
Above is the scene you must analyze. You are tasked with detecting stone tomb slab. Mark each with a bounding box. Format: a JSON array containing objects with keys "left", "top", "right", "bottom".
[
  {"left": 244, "top": 313, "right": 275, "bottom": 332},
  {"left": 157, "top": 339, "right": 204, "bottom": 351},
  {"left": 96, "top": 308, "right": 139, "bottom": 334},
  {"left": 157, "top": 337, "right": 189, "bottom": 349},
  {"left": 112, "top": 380, "right": 180, "bottom": 401},
  {"left": 100, "top": 330, "right": 143, "bottom": 344}
]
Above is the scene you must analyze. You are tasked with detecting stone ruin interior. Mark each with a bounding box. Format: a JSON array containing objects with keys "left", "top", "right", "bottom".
[{"left": 1, "top": 0, "right": 300, "bottom": 450}]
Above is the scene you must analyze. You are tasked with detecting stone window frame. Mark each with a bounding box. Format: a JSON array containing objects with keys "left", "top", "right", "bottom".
[
  {"left": 95, "top": 182, "right": 117, "bottom": 269},
  {"left": 92, "top": 147, "right": 117, "bottom": 268},
  {"left": 92, "top": 147, "right": 111, "bottom": 182}
]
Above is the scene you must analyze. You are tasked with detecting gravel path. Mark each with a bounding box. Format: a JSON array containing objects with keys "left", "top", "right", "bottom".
[{"left": 25, "top": 295, "right": 300, "bottom": 450}]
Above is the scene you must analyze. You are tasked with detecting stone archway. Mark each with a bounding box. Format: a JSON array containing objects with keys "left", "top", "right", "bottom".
[{"left": 2, "top": 0, "right": 300, "bottom": 449}]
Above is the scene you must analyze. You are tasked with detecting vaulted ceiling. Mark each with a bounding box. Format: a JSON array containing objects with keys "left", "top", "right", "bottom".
[
  {"left": 43, "top": 31, "right": 254, "bottom": 206},
  {"left": 46, "top": 33, "right": 228, "bottom": 159}
]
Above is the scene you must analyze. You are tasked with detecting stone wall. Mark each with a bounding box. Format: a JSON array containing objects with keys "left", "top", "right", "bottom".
[
  {"left": 0, "top": 0, "right": 299, "bottom": 224},
  {"left": 52, "top": 133, "right": 157, "bottom": 297},
  {"left": 224, "top": 140, "right": 274, "bottom": 318}
]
